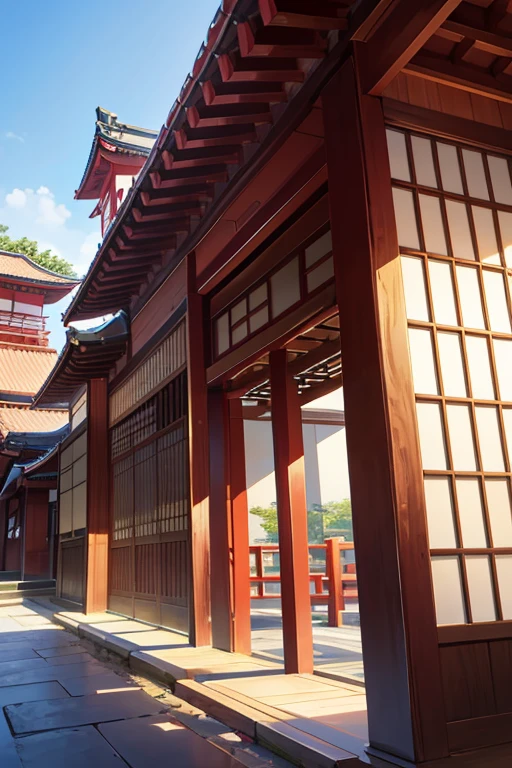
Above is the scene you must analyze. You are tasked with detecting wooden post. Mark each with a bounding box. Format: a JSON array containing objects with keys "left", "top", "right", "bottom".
[
  {"left": 255, "top": 546, "right": 264, "bottom": 598},
  {"left": 186, "top": 252, "right": 212, "bottom": 647},
  {"left": 326, "top": 537, "right": 343, "bottom": 628},
  {"left": 228, "top": 398, "right": 251, "bottom": 655},
  {"left": 84, "top": 378, "right": 110, "bottom": 614},
  {"left": 322, "top": 55, "right": 448, "bottom": 764},
  {"left": 208, "top": 388, "right": 232, "bottom": 651},
  {"left": 270, "top": 349, "right": 313, "bottom": 675}
]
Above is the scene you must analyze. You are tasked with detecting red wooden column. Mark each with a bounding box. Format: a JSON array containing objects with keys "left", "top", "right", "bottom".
[
  {"left": 208, "top": 388, "right": 232, "bottom": 650},
  {"left": 186, "top": 253, "right": 212, "bottom": 647},
  {"left": 208, "top": 393, "right": 251, "bottom": 654},
  {"left": 84, "top": 377, "right": 109, "bottom": 614},
  {"left": 228, "top": 398, "right": 251, "bottom": 655},
  {"left": 322, "top": 56, "right": 448, "bottom": 764},
  {"left": 269, "top": 349, "right": 313, "bottom": 675}
]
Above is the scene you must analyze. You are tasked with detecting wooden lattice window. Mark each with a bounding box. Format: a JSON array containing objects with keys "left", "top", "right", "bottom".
[
  {"left": 213, "top": 226, "right": 334, "bottom": 359},
  {"left": 389, "top": 127, "right": 512, "bottom": 626}
]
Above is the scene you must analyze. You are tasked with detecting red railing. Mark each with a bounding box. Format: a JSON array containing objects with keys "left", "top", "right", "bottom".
[{"left": 249, "top": 538, "right": 357, "bottom": 627}]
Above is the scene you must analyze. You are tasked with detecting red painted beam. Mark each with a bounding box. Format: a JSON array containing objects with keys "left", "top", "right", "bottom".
[
  {"left": 161, "top": 147, "right": 242, "bottom": 171},
  {"left": 259, "top": 0, "right": 349, "bottom": 30},
  {"left": 151, "top": 167, "right": 228, "bottom": 190},
  {"left": 238, "top": 21, "right": 327, "bottom": 58},
  {"left": 132, "top": 203, "right": 204, "bottom": 223},
  {"left": 187, "top": 103, "right": 273, "bottom": 129},
  {"left": 218, "top": 52, "right": 304, "bottom": 83},
  {"left": 141, "top": 186, "right": 214, "bottom": 207},
  {"left": 174, "top": 125, "right": 257, "bottom": 150},
  {"left": 202, "top": 79, "right": 287, "bottom": 106},
  {"left": 356, "top": 0, "right": 462, "bottom": 95}
]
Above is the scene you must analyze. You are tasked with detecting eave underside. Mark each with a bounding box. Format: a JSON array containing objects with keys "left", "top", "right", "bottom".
[{"left": 65, "top": 0, "right": 512, "bottom": 323}]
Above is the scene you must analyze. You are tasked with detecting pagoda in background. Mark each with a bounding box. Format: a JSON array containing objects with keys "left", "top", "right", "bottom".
[
  {"left": 74, "top": 107, "right": 157, "bottom": 235},
  {"left": 0, "top": 251, "right": 79, "bottom": 575}
]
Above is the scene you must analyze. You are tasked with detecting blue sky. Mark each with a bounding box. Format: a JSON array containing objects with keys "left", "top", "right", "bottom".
[{"left": 0, "top": 0, "right": 220, "bottom": 349}]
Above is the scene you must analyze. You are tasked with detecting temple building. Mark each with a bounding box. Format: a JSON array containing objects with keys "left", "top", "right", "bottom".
[
  {"left": 0, "top": 251, "right": 78, "bottom": 579},
  {"left": 35, "top": 1, "right": 512, "bottom": 766},
  {"left": 74, "top": 107, "right": 158, "bottom": 236}
]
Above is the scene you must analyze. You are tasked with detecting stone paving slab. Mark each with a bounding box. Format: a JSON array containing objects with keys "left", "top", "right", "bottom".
[
  {"left": 99, "top": 714, "right": 246, "bottom": 768},
  {"left": 59, "top": 672, "right": 141, "bottom": 697},
  {"left": 0, "top": 648, "right": 39, "bottom": 662},
  {"left": 0, "top": 711, "right": 22, "bottom": 768},
  {"left": 0, "top": 682, "right": 69, "bottom": 708},
  {"left": 36, "top": 644, "right": 86, "bottom": 658},
  {"left": 0, "top": 661, "right": 106, "bottom": 688},
  {"left": 6, "top": 689, "right": 165, "bottom": 734},
  {"left": 0, "top": 658, "right": 48, "bottom": 674},
  {"left": 44, "top": 652, "right": 96, "bottom": 667},
  {"left": 0, "top": 630, "right": 73, "bottom": 646},
  {"left": 15, "top": 726, "right": 124, "bottom": 768}
]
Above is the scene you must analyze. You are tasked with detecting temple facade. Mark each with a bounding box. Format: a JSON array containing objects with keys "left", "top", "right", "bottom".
[
  {"left": 34, "top": 1, "right": 512, "bottom": 765},
  {"left": 0, "top": 251, "right": 78, "bottom": 578}
]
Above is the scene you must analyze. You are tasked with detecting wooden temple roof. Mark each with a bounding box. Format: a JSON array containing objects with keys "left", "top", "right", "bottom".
[
  {"left": 75, "top": 107, "right": 158, "bottom": 201},
  {"left": 33, "top": 312, "right": 129, "bottom": 407},
  {"left": 0, "top": 344, "right": 59, "bottom": 397},
  {"left": 64, "top": 0, "right": 512, "bottom": 324},
  {"left": 0, "top": 251, "right": 79, "bottom": 303},
  {"left": 0, "top": 407, "right": 67, "bottom": 440}
]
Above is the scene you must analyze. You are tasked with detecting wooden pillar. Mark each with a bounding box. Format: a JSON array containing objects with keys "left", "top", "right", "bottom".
[
  {"left": 270, "top": 349, "right": 313, "bottom": 674},
  {"left": 186, "top": 253, "right": 212, "bottom": 647},
  {"left": 208, "top": 394, "right": 252, "bottom": 654},
  {"left": 208, "top": 388, "right": 232, "bottom": 650},
  {"left": 84, "top": 377, "right": 109, "bottom": 614},
  {"left": 228, "top": 398, "right": 251, "bottom": 655},
  {"left": 322, "top": 56, "right": 447, "bottom": 764}
]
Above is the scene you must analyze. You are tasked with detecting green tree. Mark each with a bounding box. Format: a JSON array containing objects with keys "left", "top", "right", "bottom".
[
  {"left": 250, "top": 499, "right": 353, "bottom": 544},
  {"left": 0, "top": 224, "right": 78, "bottom": 278}
]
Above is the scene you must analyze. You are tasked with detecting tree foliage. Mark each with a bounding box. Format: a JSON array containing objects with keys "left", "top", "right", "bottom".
[
  {"left": 250, "top": 499, "right": 353, "bottom": 544},
  {"left": 0, "top": 224, "right": 78, "bottom": 278}
]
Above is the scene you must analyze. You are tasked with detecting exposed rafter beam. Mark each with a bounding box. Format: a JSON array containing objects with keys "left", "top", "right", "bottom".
[
  {"left": 356, "top": 0, "right": 462, "bottom": 95},
  {"left": 404, "top": 52, "right": 512, "bottom": 103},
  {"left": 442, "top": 19, "right": 512, "bottom": 57},
  {"left": 259, "top": 0, "right": 349, "bottom": 31}
]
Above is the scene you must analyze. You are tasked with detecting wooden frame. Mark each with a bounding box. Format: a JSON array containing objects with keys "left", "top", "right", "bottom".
[{"left": 323, "top": 57, "right": 448, "bottom": 763}]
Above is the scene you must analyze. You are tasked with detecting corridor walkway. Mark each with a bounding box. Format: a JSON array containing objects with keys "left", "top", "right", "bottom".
[{"left": 0, "top": 603, "right": 293, "bottom": 768}]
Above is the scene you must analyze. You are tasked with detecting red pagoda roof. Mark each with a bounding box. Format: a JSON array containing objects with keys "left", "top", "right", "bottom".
[
  {"left": 0, "top": 251, "right": 80, "bottom": 304},
  {"left": 75, "top": 107, "right": 157, "bottom": 202}
]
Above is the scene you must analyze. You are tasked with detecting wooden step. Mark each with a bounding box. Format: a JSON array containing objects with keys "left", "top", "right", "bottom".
[{"left": 175, "top": 679, "right": 361, "bottom": 767}]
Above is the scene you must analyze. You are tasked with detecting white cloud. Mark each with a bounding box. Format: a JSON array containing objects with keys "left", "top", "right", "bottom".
[
  {"left": 4, "top": 186, "right": 71, "bottom": 227},
  {"left": 0, "top": 184, "right": 102, "bottom": 350},
  {"left": 6, "top": 188, "right": 28, "bottom": 208},
  {"left": 5, "top": 131, "right": 24, "bottom": 143}
]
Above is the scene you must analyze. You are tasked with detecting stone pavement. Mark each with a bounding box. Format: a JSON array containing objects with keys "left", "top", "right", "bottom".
[{"left": 0, "top": 603, "right": 293, "bottom": 768}]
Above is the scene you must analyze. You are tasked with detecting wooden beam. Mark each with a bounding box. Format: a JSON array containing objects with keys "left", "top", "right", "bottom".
[
  {"left": 404, "top": 54, "right": 512, "bottom": 104},
  {"left": 270, "top": 349, "right": 313, "bottom": 674},
  {"left": 84, "top": 378, "right": 109, "bottom": 614},
  {"left": 356, "top": 0, "right": 461, "bottom": 95},
  {"left": 287, "top": 338, "right": 340, "bottom": 377},
  {"left": 442, "top": 19, "right": 512, "bottom": 57},
  {"left": 186, "top": 253, "right": 212, "bottom": 647},
  {"left": 228, "top": 399, "right": 251, "bottom": 655},
  {"left": 383, "top": 97, "right": 512, "bottom": 152},
  {"left": 259, "top": 0, "right": 349, "bottom": 31},
  {"left": 298, "top": 373, "right": 343, "bottom": 406},
  {"left": 323, "top": 56, "right": 448, "bottom": 762}
]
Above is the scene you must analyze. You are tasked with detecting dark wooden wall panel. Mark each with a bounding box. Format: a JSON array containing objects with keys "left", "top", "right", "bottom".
[
  {"left": 131, "top": 260, "right": 187, "bottom": 357},
  {"left": 440, "top": 644, "right": 496, "bottom": 723},
  {"left": 110, "top": 546, "right": 132, "bottom": 593},
  {"left": 490, "top": 640, "right": 512, "bottom": 715},
  {"left": 59, "top": 537, "right": 85, "bottom": 604}
]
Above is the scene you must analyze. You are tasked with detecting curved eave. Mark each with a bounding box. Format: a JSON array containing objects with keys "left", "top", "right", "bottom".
[
  {"left": 3, "top": 424, "right": 70, "bottom": 454},
  {"left": 63, "top": 0, "right": 350, "bottom": 324},
  {"left": 23, "top": 444, "right": 60, "bottom": 477},
  {"left": 33, "top": 312, "right": 129, "bottom": 407},
  {"left": 0, "top": 252, "right": 80, "bottom": 303}
]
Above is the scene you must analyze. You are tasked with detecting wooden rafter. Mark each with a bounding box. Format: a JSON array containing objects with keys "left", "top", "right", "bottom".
[{"left": 356, "top": 0, "right": 462, "bottom": 95}]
